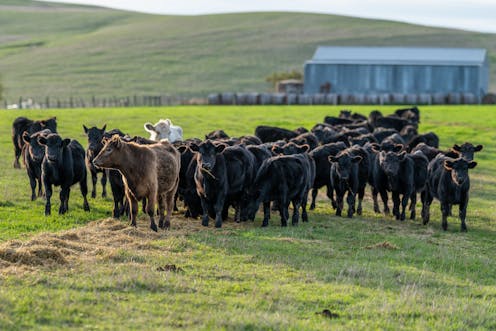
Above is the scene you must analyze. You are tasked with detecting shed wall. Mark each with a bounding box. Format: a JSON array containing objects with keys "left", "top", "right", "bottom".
[{"left": 304, "top": 63, "right": 483, "bottom": 96}]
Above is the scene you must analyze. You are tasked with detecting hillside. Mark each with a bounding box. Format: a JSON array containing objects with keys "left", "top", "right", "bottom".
[{"left": 0, "top": 0, "right": 495, "bottom": 101}]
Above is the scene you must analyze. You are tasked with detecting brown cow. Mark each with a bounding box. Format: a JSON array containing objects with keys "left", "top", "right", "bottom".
[{"left": 93, "top": 135, "right": 180, "bottom": 231}]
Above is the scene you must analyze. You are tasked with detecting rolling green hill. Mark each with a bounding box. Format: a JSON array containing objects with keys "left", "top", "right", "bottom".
[{"left": 0, "top": 0, "right": 495, "bottom": 101}]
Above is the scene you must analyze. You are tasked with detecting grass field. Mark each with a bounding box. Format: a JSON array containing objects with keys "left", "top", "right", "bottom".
[
  {"left": 0, "top": 1, "right": 495, "bottom": 101},
  {"left": 0, "top": 105, "right": 495, "bottom": 330}
]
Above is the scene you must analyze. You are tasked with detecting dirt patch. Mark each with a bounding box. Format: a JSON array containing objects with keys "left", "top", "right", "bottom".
[{"left": 365, "top": 241, "right": 399, "bottom": 250}]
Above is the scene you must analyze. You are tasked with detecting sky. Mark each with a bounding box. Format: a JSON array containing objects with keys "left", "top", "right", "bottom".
[{"left": 38, "top": 0, "right": 496, "bottom": 34}]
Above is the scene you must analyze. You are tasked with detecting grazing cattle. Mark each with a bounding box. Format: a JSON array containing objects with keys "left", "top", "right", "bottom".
[
  {"left": 254, "top": 125, "right": 299, "bottom": 143},
  {"left": 395, "top": 106, "right": 420, "bottom": 124},
  {"left": 308, "top": 142, "right": 347, "bottom": 210},
  {"left": 144, "top": 119, "right": 183, "bottom": 143},
  {"left": 339, "top": 110, "right": 367, "bottom": 121},
  {"left": 377, "top": 150, "right": 415, "bottom": 220},
  {"left": 246, "top": 145, "right": 272, "bottom": 170},
  {"left": 328, "top": 151, "right": 362, "bottom": 217},
  {"left": 411, "top": 142, "right": 441, "bottom": 161},
  {"left": 400, "top": 125, "right": 418, "bottom": 142},
  {"left": 374, "top": 116, "right": 412, "bottom": 132},
  {"left": 191, "top": 141, "right": 255, "bottom": 228},
  {"left": 368, "top": 110, "right": 383, "bottom": 128},
  {"left": 372, "top": 128, "right": 398, "bottom": 143},
  {"left": 38, "top": 133, "right": 90, "bottom": 216},
  {"left": 12, "top": 116, "right": 57, "bottom": 168},
  {"left": 239, "top": 135, "right": 263, "bottom": 146},
  {"left": 205, "top": 129, "right": 229, "bottom": 140},
  {"left": 272, "top": 142, "right": 310, "bottom": 156},
  {"left": 93, "top": 136, "right": 181, "bottom": 231},
  {"left": 349, "top": 133, "right": 377, "bottom": 146},
  {"left": 312, "top": 127, "right": 338, "bottom": 145},
  {"left": 241, "top": 154, "right": 314, "bottom": 226},
  {"left": 21, "top": 129, "right": 52, "bottom": 200},
  {"left": 422, "top": 155, "right": 477, "bottom": 231}
]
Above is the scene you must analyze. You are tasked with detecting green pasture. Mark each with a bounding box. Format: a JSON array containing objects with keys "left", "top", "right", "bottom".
[{"left": 0, "top": 105, "right": 495, "bottom": 330}]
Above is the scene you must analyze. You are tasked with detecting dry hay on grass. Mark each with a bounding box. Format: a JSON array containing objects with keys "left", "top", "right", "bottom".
[
  {"left": 0, "top": 215, "right": 249, "bottom": 275},
  {"left": 364, "top": 241, "right": 399, "bottom": 250}
]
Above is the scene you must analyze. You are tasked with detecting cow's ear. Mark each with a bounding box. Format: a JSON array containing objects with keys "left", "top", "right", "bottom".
[
  {"left": 83, "top": 125, "right": 89, "bottom": 134},
  {"left": 101, "top": 124, "right": 107, "bottom": 132},
  {"left": 398, "top": 151, "right": 406, "bottom": 160},
  {"left": 22, "top": 131, "right": 31, "bottom": 143},
  {"left": 452, "top": 144, "right": 461, "bottom": 152},
  {"left": 352, "top": 156, "right": 362, "bottom": 163},
  {"left": 475, "top": 144, "right": 483, "bottom": 152},
  {"left": 38, "top": 136, "right": 47, "bottom": 146},
  {"left": 189, "top": 144, "right": 199, "bottom": 152},
  {"left": 468, "top": 161, "right": 477, "bottom": 169},
  {"left": 328, "top": 155, "right": 338, "bottom": 163},
  {"left": 299, "top": 144, "right": 310, "bottom": 153},
  {"left": 62, "top": 139, "right": 71, "bottom": 148},
  {"left": 444, "top": 160, "right": 454, "bottom": 170},
  {"left": 177, "top": 145, "right": 188, "bottom": 153},
  {"left": 271, "top": 146, "right": 281, "bottom": 154},
  {"left": 216, "top": 143, "right": 227, "bottom": 153},
  {"left": 370, "top": 143, "right": 380, "bottom": 152},
  {"left": 144, "top": 123, "right": 155, "bottom": 132},
  {"left": 393, "top": 144, "right": 403, "bottom": 153},
  {"left": 165, "top": 119, "right": 171, "bottom": 126}
]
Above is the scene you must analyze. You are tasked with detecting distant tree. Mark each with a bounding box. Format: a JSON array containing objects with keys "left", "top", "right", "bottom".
[{"left": 265, "top": 69, "right": 303, "bottom": 90}]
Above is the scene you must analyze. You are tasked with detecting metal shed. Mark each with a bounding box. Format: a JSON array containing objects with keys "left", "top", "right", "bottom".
[{"left": 304, "top": 46, "right": 489, "bottom": 100}]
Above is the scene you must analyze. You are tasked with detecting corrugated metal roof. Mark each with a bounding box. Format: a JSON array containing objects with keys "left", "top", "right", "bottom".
[{"left": 310, "top": 46, "right": 487, "bottom": 66}]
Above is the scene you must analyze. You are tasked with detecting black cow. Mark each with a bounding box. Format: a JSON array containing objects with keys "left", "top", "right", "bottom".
[
  {"left": 254, "top": 125, "right": 299, "bottom": 143},
  {"left": 38, "top": 133, "right": 90, "bottom": 215},
  {"left": 328, "top": 151, "right": 362, "bottom": 217},
  {"left": 308, "top": 142, "right": 347, "bottom": 210},
  {"left": 241, "top": 154, "right": 314, "bottom": 226},
  {"left": 408, "top": 151, "right": 429, "bottom": 220},
  {"left": 406, "top": 132, "right": 440, "bottom": 151},
  {"left": 324, "top": 116, "right": 353, "bottom": 126},
  {"left": 12, "top": 116, "right": 57, "bottom": 168},
  {"left": 422, "top": 155, "right": 477, "bottom": 231},
  {"left": 374, "top": 116, "right": 412, "bottom": 132},
  {"left": 450, "top": 142, "right": 483, "bottom": 161},
  {"left": 176, "top": 143, "right": 203, "bottom": 218},
  {"left": 411, "top": 143, "right": 441, "bottom": 161},
  {"left": 377, "top": 150, "right": 415, "bottom": 220},
  {"left": 205, "top": 129, "right": 229, "bottom": 140},
  {"left": 289, "top": 132, "right": 319, "bottom": 151},
  {"left": 372, "top": 128, "right": 398, "bottom": 143},
  {"left": 192, "top": 141, "right": 255, "bottom": 228},
  {"left": 21, "top": 129, "right": 52, "bottom": 200},
  {"left": 395, "top": 106, "right": 420, "bottom": 124}
]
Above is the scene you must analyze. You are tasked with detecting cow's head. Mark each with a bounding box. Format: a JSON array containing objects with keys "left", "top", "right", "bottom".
[
  {"left": 328, "top": 152, "right": 362, "bottom": 181},
  {"left": 190, "top": 140, "right": 226, "bottom": 172},
  {"left": 379, "top": 150, "right": 406, "bottom": 177},
  {"left": 144, "top": 119, "right": 171, "bottom": 141},
  {"left": 272, "top": 142, "right": 309, "bottom": 155},
  {"left": 23, "top": 129, "right": 51, "bottom": 162},
  {"left": 444, "top": 158, "right": 477, "bottom": 186},
  {"left": 83, "top": 124, "right": 107, "bottom": 155},
  {"left": 40, "top": 117, "right": 57, "bottom": 133},
  {"left": 38, "top": 133, "right": 70, "bottom": 163},
  {"left": 451, "top": 142, "right": 483, "bottom": 161},
  {"left": 93, "top": 135, "right": 123, "bottom": 169}
]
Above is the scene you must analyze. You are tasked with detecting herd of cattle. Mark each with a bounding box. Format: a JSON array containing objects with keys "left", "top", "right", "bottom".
[{"left": 11, "top": 106, "right": 483, "bottom": 232}]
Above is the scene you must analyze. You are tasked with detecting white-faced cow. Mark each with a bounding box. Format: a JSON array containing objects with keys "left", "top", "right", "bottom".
[{"left": 144, "top": 119, "right": 183, "bottom": 143}]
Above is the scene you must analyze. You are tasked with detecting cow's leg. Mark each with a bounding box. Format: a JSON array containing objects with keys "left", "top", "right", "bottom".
[
  {"left": 80, "top": 175, "right": 90, "bottom": 212},
  {"left": 392, "top": 191, "right": 400, "bottom": 220},
  {"left": 37, "top": 176, "right": 44, "bottom": 198},
  {"left": 59, "top": 187, "right": 69, "bottom": 214},
  {"left": 214, "top": 196, "right": 225, "bottom": 228},
  {"left": 90, "top": 168, "right": 97, "bottom": 198},
  {"left": 44, "top": 182, "right": 52, "bottom": 216},
  {"left": 409, "top": 192, "right": 417, "bottom": 220},
  {"left": 146, "top": 193, "right": 158, "bottom": 232},
  {"left": 291, "top": 200, "right": 300, "bottom": 226},
  {"left": 279, "top": 200, "right": 288, "bottom": 227},
  {"left": 13, "top": 140, "right": 21, "bottom": 169},
  {"left": 128, "top": 195, "right": 139, "bottom": 228},
  {"left": 327, "top": 184, "right": 337, "bottom": 209},
  {"left": 101, "top": 170, "right": 108, "bottom": 198},
  {"left": 301, "top": 192, "right": 309, "bottom": 222},
  {"left": 372, "top": 187, "right": 380, "bottom": 213},
  {"left": 356, "top": 186, "right": 365, "bottom": 216},
  {"left": 161, "top": 191, "right": 175, "bottom": 229},
  {"left": 200, "top": 197, "right": 210, "bottom": 227},
  {"left": 421, "top": 190, "right": 432, "bottom": 225},
  {"left": 28, "top": 173, "right": 37, "bottom": 201},
  {"left": 441, "top": 201, "right": 450, "bottom": 231},
  {"left": 379, "top": 189, "right": 390, "bottom": 215},
  {"left": 310, "top": 187, "right": 318, "bottom": 210},
  {"left": 262, "top": 201, "right": 270, "bottom": 227},
  {"left": 400, "top": 192, "right": 409, "bottom": 221},
  {"left": 459, "top": 195, "right": 468, "bottom": 232},
  {"left": 346, "top": 190, "right": 356, "bottom": 218},
  {"left": 335, "top": 189, "right": 344, "bottom": 217}
]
